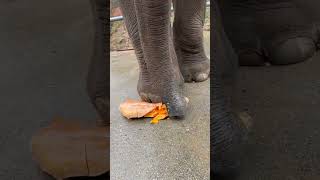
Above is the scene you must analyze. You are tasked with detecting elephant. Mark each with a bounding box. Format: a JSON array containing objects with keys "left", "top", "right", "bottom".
[
  {"left": 87, "top": 0, "right": 108, "bottom": 126},
  {"left": 116, "top": 0, "right": 320, "bottom": 176},
  {"left": 119, "top": 0, "right": 210, "bottom": 118},
  {"left": 213, "top": 0, "right": 320, "bottom": 176}
]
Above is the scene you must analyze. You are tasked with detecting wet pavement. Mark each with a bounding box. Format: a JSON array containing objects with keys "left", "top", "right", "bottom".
[{"left": 110, "top": 32, "right": 210, "bottom": 179}]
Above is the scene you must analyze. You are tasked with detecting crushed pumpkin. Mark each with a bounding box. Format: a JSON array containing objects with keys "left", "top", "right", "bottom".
[{"left": 119, "top": 99, "right": 168, "bottom": 124}]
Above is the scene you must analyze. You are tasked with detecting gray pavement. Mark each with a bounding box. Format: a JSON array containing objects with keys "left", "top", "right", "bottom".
[
  {"left": 110, "top": 32, "right": 210, "bottom": 179},
  {"left": 232, "top": 52, "right": 320, "bottom": 180},
  {"left": 0, "top": 1, "right": 101, "bottom": 179}
]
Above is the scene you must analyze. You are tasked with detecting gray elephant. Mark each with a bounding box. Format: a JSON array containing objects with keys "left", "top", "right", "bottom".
[
  {"left": 87, "top": 0, "right": 108, "bottom": 126},
  {"left": 213, "top": 0, "right": 320, "bottom": 176},
  {"left": 119, "top": 0, "right": 210, "bottom": 118}
]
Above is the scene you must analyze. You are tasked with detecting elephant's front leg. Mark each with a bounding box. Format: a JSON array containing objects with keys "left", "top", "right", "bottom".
[
  {"left": 120, "top": 0, "right": 187, "bottom": 117},
  {"left": 212, "top": 0, "right": 246, "bottom": 175},
  {"left": 173, "top": 0, "right": 210, "bottom": 82},
  {"left": 87, "top": 0, "right": 108, "bottom": 125}
]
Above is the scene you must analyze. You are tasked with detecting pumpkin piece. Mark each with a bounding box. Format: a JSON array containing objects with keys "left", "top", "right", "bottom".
[
  {"left": 119, "top": 99, "right": 168, "bottom": 124},
  {"left": 31, "top": 118, "right": 109, "bottom": 179},
  {"left": 144, "top": 109, "right": 159, "bottom": 117},
  {"left": 149, "top": 104, "right": 169, "bottom": 124},
  {"left": 119, "top": 99, "right": 162, "bottom": 119}
]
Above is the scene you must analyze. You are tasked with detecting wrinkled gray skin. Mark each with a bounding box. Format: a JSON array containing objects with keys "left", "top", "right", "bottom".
[
  {"left": 119, "top": 0, "right": 210, "bottom": 117},
  {"left": 213, "top": 0, "right": 320, "bottom": 177},
  {"left": 87, "top": 0, "right": 108, "bottom": 126}
]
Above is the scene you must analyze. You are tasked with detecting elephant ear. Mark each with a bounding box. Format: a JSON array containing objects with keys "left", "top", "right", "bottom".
[{"left": 31, "top": 118, "right": 109, "bottom": 179}]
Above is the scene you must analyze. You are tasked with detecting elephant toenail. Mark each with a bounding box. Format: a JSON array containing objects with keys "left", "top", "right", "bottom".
[
  {"left": 195, "top": 73, "right": 208, "bottom": 82},
  {"left": 184, "top": 97, "right": 189, "bottom": 104}
]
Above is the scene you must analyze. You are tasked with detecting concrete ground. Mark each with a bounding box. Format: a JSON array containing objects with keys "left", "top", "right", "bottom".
[
  {"left": 110, "top": 32, "right": 210, "bottom": 179},
  {"left": 0, "top": 1, "right": 106, "bottom": 179},
  {"left": 232, "top": 51, "right": 320, "bottom": 180}
]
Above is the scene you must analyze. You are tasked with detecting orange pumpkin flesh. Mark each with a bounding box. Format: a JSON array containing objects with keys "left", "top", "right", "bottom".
[{"left": 119, "top": 99, "right": 168, "bottom": 124}]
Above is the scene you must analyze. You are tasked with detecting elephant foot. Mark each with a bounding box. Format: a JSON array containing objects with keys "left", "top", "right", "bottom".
[
  {"left": 178, "top": 52, "right": 210, "bottom": 82},
  {"left": 265, "top": 36, "right": 317, "bottom": 65},
  {"left": 238, "top": 36, "right": 317, "bottom": 66},
  {"left": 137, "top": 71, "right": 188, "bottom": 118},
  {"left": 219, "top": 0, "right": 320, "bottom": 66},
  {"left": 212, "top": 113, "right": 248, "bottom": 175}
]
